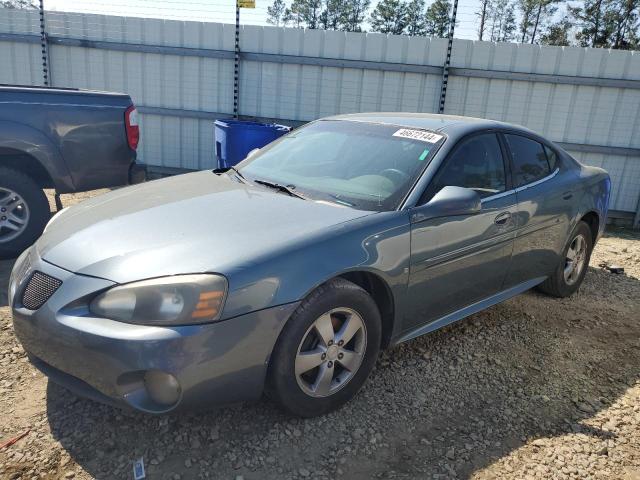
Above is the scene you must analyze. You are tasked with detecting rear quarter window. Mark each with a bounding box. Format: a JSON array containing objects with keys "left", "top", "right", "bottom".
[
  {"left": 544, "top": 145, "right": 558, "bottom": 171},
  {"left": 505, "top": 134, "right": 551, "bottom": 187}
]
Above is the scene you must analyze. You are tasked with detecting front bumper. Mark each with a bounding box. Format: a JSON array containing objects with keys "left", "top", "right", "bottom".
[{"left": 9, "top": 248, "right": 297, "bottom": 413}]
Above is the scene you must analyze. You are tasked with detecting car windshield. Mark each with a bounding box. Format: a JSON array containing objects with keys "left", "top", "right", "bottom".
[{"left": 237, "top": 120, "right": 444, "bottom": 211}]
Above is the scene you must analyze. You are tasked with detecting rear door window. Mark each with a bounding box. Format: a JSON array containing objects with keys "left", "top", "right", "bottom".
[{"left": 505, "top": 134, "right": 551, "bottom": 187}]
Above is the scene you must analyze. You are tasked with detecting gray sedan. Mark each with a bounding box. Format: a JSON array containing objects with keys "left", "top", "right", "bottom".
[{"left": 9, "top": 113, "right": 610, "bottom": 416}]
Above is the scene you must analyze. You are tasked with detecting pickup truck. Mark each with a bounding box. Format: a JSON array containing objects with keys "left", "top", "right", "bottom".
[{"left": 0, "top": 85, "right": 145, "bottom": 258}]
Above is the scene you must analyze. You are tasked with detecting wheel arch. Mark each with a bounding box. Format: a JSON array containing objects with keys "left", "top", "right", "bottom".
[
  {"left": 291, "top": 266, "right": 398, "bottom": 351},
  {"left": 579, "top": 210, "right": 600, "bottom": 244},
  {"left": 335, "top": 270, "right": 396, "bottom": 350},
  {"left": 0, "top": 147, "right": 55, "bottom": 189},
  {"left": 0, "top": 120, "right": 74, "bottom": 192}
]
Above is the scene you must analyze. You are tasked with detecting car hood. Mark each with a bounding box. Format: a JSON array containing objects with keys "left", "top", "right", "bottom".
[{"left": 37, "top": 171, "right": 371, "bottom": 283}]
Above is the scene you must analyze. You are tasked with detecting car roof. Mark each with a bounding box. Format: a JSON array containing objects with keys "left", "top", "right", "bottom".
[{"left": 326, "top": 112, "right": 538, "bottom": 140}]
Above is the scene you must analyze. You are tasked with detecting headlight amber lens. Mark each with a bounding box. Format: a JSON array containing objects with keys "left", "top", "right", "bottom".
[{"left": 90, "top": 274, "right": 227, "bottom": 325}]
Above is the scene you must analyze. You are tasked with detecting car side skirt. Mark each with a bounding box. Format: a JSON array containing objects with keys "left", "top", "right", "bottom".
[{"left": 393, "top": 276, "right": 547, "bottom": 345}]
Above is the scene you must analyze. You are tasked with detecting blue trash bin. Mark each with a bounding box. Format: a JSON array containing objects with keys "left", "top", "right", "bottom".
[{"left": 215, "top": 119, "right": 291, "bottom": 169}]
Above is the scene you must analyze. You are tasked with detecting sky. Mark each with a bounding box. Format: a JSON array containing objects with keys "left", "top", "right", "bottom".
[{"left": 44, "top": 0, "right": 485, "bottom": 40}]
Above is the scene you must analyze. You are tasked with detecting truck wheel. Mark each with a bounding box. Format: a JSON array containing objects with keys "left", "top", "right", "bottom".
[{"left": 0, "top": 167, "right": 51, "bottom": 259}]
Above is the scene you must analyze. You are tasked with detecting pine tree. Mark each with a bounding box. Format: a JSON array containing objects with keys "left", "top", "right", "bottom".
[
  {"left": 424, "top": 0, "right": 453, "bottom": 37},
  {"left": 517, "top": 0, "right": 538, "bottom": 42},
  {"left": 267, "top": 0, "right": 287, "bottom": 26},
  {"left": 489, "top": 0, "right": 517, "bottom": 41},
  {"left": 340, "top": 0, "right": 372, "bottom": 31},
  {"left": 529, "top": 0, "right": 562, "bottom": 43},
  {"left": 566, "top": 0, "right": 640, "bottom": 48},
  {"left": 405, "top": 0, "right": 427, "bottom": 36},
  {"left": 370, "top": 0, "right": 408, "bottom": 34},
  {"left": 607, "top": 0, "right": 640, "bottom": 48},
  {"left": 320, "top": 0, "right": 347, "bottom": 29},
  {"left": 500, "top": 2, "right": 517, "bottom": 41},
  {"left": 1, "top": 0, "right": 36, "bottom": 7},
  {"left": 289, "top": 0, "right": 323, "bottom": 29},
  {"left": 283, "top": 6, "right": 304, "bottom": 28},
  {"left": 540, "top": 18, "right": 573, "bottom": 45},
  {"left": 570, "top": 0, "right": 610, "bottom": 47},
  {"left": 477, "top": 0, "right": 492, "bottom": 40}
]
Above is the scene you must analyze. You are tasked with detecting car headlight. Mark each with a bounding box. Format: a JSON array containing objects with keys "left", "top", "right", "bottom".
[{"left": 90, "top": 274, "right": 227, "bottom": 325}]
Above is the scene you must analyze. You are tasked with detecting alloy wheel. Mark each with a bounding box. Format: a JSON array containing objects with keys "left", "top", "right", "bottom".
[
  {"left": 0, "top": 188, "right": 30, "bottom": 243},
  {"left": 564, "top": 234, "right": 587, "bottom": 285},
  {"left": 295, "top": 308, "right": 367, "bottom": 398}
]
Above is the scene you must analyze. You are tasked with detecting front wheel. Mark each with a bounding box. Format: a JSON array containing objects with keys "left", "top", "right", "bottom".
[
  {"left": 0, "top": 167, "right": 51, "bottom": 259},
  {"left": 267, "top": 278, "right": 381, "bottom": 417},
  {"left": 537, "top": 221, "right": 593, "bottom": 298}
]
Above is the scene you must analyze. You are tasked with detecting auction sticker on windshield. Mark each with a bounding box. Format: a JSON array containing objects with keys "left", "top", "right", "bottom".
[{"left": 393, "top": 129, "right": 443, "bottom": 143}]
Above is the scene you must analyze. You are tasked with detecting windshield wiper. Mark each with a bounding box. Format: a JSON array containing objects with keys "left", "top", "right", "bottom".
[
  {"left": 254, "top": 180, "right": 308, "bottom": 200},
  {"left": 328, "top": 194, "right": 356, "bottom": 207},
  {"left": 213, "top": 166, "right": 247, "bottom": 183}
]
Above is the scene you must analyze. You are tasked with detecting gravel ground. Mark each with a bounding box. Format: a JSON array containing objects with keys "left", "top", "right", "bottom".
[{"left": 0, "top": 190, "right": 639, "bottom": 480}]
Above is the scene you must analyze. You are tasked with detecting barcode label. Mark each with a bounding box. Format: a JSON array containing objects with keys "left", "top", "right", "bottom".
[{"left": 393, "top": 129, "right": 443, "bottom": 143}]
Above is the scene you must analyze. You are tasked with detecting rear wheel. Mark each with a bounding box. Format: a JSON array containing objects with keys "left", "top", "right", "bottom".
[
  {"left": 0, "top": 167, "right": 50, "bottom": 259},
  {"left": 267, "top": 278, "right": 381, "bottom": 417},
  {"left": 538, "top": 221, "right": 593, "bottom": 298}
]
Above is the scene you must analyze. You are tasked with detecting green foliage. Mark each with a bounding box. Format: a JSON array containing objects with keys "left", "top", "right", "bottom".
[
  {"left": 369, "top": 0, "right": 451, "bottom": 37},
  {"left": 265, "top": 0, "right": 638, "bottom": 49},
  {"left": 370, "top": 0, "right": 408, "bottom": 34},
  {"left": 571, "top": 0, "right": 639, "bottom": 48},
  {"left": 570, "top": 0, "right": 609, "bottom": 47},
  {"left": 477, "top": 0, "right": 491, "bottom": 40},
  {"left": 287, "top": 0, "right": 323, "bottom": 29},
  {"left": 515, "top": 0, "right": 562, "bottom": 43},
  {"left": 405, "top": 0, "right": 427, "bottom": 36},
  {"left": 540, "top": 18, "right": 572, "bottom": 45},
  {"left": 0, "top": 0, "right": 36, "bottom": 8},
  {"left": 424, "top": 0, "right": 453, "bottom": 37},
  {"left": 516, "top": 0, "right": 538, "bottom": 42},
  {"left": 607, "top": 0, "right": 640, "bottom": 49},
  {"left": 320, "top": 0, "right": 348, "bottom": 29},
  {"left": 487, "top": 0, "right": 517, "bottom": 41},
  {"left": 340, "top": 0, "right": 372, "bottom": 31},
  {"left": 267, "top": 0, "right": 287, "bottom": 26},
  {"left": 282, "top": 0, "right": 371, "bottom": 32}
]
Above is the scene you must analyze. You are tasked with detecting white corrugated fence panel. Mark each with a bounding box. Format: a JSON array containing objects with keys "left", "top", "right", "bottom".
[{"left": 0, "top": 9, "right": 638, "bottom": 215}]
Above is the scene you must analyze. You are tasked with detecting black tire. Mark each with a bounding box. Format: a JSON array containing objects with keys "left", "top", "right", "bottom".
[
  {"left": 267, "top": 278, "right": 382, "bottom": 417},
  {"left": 537, "top": 221, "right": 593, "bottom": 298},
  {"left": 0, "top": 167, "right": 51, "bottom": 259}
]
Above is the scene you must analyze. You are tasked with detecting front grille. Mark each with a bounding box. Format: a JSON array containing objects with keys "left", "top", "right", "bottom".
[{"left": 21, "top": 271, "right": 62, "bottom": 310}]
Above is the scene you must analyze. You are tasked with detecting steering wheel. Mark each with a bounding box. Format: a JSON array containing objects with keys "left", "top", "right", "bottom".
[{"left": 380, "top": 168, "right": 410, "bottom": 185}]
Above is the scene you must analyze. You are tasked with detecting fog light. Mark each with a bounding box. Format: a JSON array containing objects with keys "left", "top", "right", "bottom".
[{"left": 144, "top": 370, "right": 181, "bottom": 406}]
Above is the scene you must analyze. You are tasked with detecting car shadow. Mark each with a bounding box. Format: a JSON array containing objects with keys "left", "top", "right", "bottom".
[
  {"left": 39, "top": 261, "right": 640, "bottom": 479},
  {"left": 0, "top": 258, "right": 16, "bottom": 307}
]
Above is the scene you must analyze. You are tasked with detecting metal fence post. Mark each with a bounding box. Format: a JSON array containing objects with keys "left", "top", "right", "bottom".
[
  {"left": 438, "top": 0, "right": 459, "bottom": 114},
  {"left": 234, "top": 1, "right": 240, "bottom": 119},
  {"left": 38, "top": 0, "right": 50, "bottom": 86}
]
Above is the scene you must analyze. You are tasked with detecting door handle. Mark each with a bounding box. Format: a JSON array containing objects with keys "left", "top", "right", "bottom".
[
  {"left": 494, "top": 211, "right": 511, "bottom": 225},
  {"left": 562, "top": 191, "right": 573, "bottom": 200}
]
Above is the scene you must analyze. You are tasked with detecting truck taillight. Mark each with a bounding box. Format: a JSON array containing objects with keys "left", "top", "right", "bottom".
[{"left": 125, "top": 105, "right": 139, "bottom": 150}]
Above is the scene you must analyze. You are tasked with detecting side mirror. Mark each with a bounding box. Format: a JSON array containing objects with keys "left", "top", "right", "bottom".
[
  {"left": 411, "top": 186, "right": 481, "bottom": 223},
  {"left": 247, "top": 148, "right": 260, "bottom": 159}
]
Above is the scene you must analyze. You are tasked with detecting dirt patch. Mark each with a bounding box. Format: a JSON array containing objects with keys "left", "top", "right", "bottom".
[{"left": 1, "top": 193, "right": 639, "bottom": 480}]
